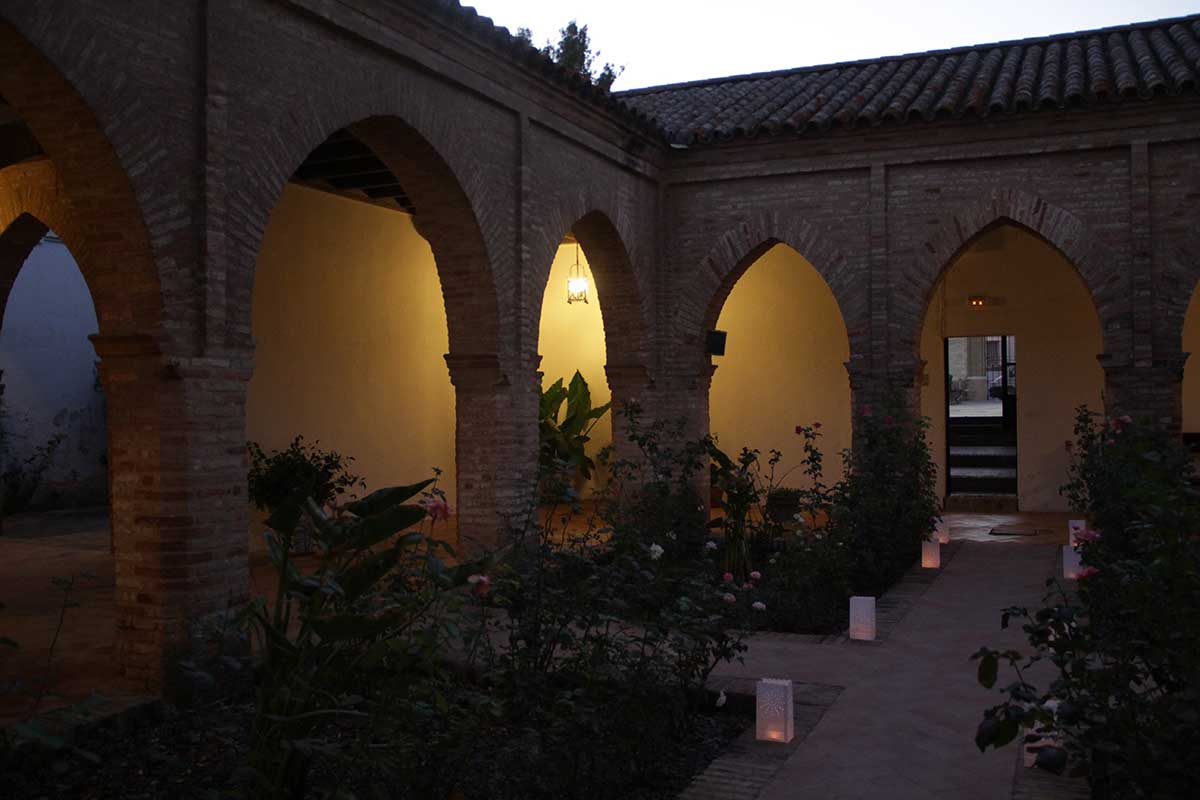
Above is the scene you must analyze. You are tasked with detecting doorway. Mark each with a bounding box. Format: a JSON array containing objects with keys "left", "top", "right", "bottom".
[{"left": 945, "top": 335, "right": 1017, "bottom": 497}]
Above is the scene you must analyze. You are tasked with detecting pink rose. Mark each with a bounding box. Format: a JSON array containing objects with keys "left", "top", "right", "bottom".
[
  {"left": 749, "top": 571, "right": 762, "bottom": 581},
  {"left": 722, "top": 572, "right": 734, "bottom": 583},
  {"left": 752, "top": 601, "right": 766, "bottom": 612},
  {"left": 1078, "top": 566, "right": 1099, "bottom": 579},
  {"left": 1076, "top": 529, "right": 1101, "bottom": 545},
  {"left": 795, "top": 425, "right": 804, "bottom": 435},
  {"left": 419, "top": 496, "right": 453, "bottom": 521},
  {"left": 722, "top": 592, "right": 737, "bottom": 604},
  {"left": 1105, "top": 439, "right": 1116, "bottom": 447},
  {"left": 813, "top": 421, "right": 822, "bottom": 429}
]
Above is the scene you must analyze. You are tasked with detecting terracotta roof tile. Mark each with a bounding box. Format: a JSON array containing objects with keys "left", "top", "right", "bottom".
[{"left": 616, "top": 14, "right": 1200, "bottom": 144}]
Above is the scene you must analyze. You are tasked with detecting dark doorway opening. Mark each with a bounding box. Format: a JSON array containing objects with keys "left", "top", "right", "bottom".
[{"left": 945, "top": 335, "right": 1017, "bottom": 498}]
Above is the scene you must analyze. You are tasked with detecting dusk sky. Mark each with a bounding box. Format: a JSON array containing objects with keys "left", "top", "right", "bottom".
[{"left": 467, "top": 1, "right": 1200, "bottom": 90}]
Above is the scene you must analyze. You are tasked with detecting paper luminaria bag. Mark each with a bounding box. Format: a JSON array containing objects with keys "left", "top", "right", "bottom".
[
  {"left": 849, "top": 595, "right": 876, "bottom": 641},
  {"left": 756, "top": 678, "right": 795, "bottom": 743},
  {"left": 921, "top": 540, "right": 941, "bottom": 569},
  {"left": 1062, "top": 545, "right": 1082, "bottom": 579},
  {"left": 1068, "top": 519, "right": 1086, "bottom": 547}
]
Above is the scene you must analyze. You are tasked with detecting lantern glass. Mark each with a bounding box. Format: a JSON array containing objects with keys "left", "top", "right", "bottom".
[
  {"left": 1062, "top": 545, "right": 1082, "bottom": 579},
  {"left": 849, "top": 595, "right": 876, "bottom": 641},
  {"left": 1067, "top": 519, "right": 1086, "bottom": 547},
  {"left": 921, "top": 540, "right": 941, "bottom": 569},
  {"left": 756, "top": 678, "right": 794, "bottom": 743},
  {"left": 566, "top": 275, "right": 589, "bottom": 304}
]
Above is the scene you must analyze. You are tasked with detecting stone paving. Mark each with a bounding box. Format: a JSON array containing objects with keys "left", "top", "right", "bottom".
[{"left": 700, "top": 512, "right": 1084, "bottom": 800}]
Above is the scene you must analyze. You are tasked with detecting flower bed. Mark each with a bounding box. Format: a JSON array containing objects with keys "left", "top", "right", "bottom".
[{"left": 973, "top": 408, "right": 1200, "bottom": 798}]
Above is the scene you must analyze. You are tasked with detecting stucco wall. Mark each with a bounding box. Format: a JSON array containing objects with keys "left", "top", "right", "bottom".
[
  {"left": 537, "top": 244, "right": 612, "bottom": 478},
  {"left": 919, "top": 226, "right": 1105, "bottom": 510},
  {"left": 0, "top": 237, "right": 106, "bottom": 506},
  {"left": 710, "top": 244, "right": 852, "bottom": 486},
  {"left": 248, "top": 188, "right": 616, "bottom": 506},
  {"left": 247, "top": 185, "right": 456, "bottom": 501}
]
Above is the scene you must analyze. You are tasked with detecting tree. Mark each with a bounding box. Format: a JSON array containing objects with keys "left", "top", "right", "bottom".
[{"left": 515, "top": 20, "right": 624, "bottom": 92}]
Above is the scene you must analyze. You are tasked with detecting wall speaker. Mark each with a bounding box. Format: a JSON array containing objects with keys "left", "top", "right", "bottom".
[{"left": 705, "top": 329, "right": 727, "bottom": 356}]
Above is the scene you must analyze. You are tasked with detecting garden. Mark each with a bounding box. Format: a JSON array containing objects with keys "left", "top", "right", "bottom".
[
  {"left": 1, "top": 375, "right": 941, "bottom": 799},
  {"left": 973, "top": 407, "right": 1200, "bottom": 799}
]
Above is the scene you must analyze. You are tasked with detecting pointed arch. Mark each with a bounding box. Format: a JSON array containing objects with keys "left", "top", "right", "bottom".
[
  {"left": 691, "top": 211, "right": 865, "bottom": 369},
  {"left": 223, "top": 96, "right": 503, "bottom": 362},
  {"left": 0, "top": 18, "right": 161, "bottom": 341},
  {"left": 0, "top": 161, "right": 90, "bottom": 326},
  {"left": 531, "top": 202, "right": 651, "bottom": 372},
  {"left": 906, "top": 188, "right": 1125, "bottom": 358}
]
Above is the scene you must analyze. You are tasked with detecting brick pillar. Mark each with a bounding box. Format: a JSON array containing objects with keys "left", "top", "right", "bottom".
[
  {"left": 1100, "top": 354, "right": 1186, "bottom": 432},
  {"left": 92, "top": 335, "right": 251, "bottom": 692},
  {"left": 604, "top": 362, "right": 655, "bottom": 462},
  {"left": 445, "top": 353, "right": 534, "bottom": 551}
]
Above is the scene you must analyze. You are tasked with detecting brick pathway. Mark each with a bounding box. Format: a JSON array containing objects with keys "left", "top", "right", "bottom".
[{"left": 700, "top": 515, "right": 1085, "bottom": 800}]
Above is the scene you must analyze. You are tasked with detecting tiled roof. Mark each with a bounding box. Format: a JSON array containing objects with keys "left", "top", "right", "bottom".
[{"left": 616, "top": 14, "right": 1200, "bottom": 145}]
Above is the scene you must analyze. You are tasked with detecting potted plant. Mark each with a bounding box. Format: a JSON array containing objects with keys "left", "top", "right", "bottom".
[
  {"left": 247, "top": 436, "right": 364, "bottom": 554},
  {"left": 765, "top": 487, "right": 804, "bottom": 525}
]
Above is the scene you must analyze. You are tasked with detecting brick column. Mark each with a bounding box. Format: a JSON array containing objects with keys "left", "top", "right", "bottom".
[
  {"left": 445, "top": 353, "right": 534, "bottom": 551},
  {"left": 1100, "top": 355, "right": 1186, "bottom": 431},
  {"left": 92, "top": 335, "right": 252, "bottom": 691},
  {"left": 604, "top": 362, "right": 655, "bottom": 462}
]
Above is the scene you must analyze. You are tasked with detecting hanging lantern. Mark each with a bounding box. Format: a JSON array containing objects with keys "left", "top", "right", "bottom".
[
  {"left": 935, "top": 519, "right": 951, "bottom": 544},
  {"left": 566, "top": 242, "right": 589, "bottom": 304},
  {"left": 849, "top": 596, "right": 876, "bottom": 641},
  {"left": 922, "top": 540, "right": 941, "bottom": 569},
  {"left": 755, "top": 678, "right": 795, "bottom": 743}
]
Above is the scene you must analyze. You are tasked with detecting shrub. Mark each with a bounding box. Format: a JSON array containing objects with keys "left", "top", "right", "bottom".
[
  {"left": 239, "top": 474, "right": 481, "bottom": 799},
  {"left": 974, "top": 409, "right": 1200, "bottom": 798},
  {"left": 838, "top": 397, "right": 939, "bottom": 595},
  {"left": 246, "top": 436, "right": 363, "bottom": 513}
]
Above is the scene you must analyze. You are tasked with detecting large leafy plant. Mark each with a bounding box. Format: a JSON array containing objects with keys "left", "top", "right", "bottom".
[
  {"left": 240, "top": 476, "right": 481, "bottom": 799},
  {"left": 538, "top": 371, "right": 611, "bottom": 483}
]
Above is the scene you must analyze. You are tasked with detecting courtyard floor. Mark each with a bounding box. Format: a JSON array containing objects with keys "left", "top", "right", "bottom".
[
  {"left": 2, "top": 508, "right": 1088, "bottom": 798},
  {"left": 700, "top": 511, "right": 1085, "bottom": 800}
]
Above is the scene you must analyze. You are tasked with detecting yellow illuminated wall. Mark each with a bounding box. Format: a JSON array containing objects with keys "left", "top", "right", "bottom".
[
  {"left": 248, "top": 185, "right": 455, "bottom": 502},
  {"left": 1182, "top": 290, "right": 1200, "bottom": 432},
  {"left": 919, "top": 225, "right": 1104, "bottom": 510},
  {"left": 537, "top": 244, "right": 611, "bottom": 479},
  {"left": 710, "top": 244, "right": 852, "bottom": 487}
]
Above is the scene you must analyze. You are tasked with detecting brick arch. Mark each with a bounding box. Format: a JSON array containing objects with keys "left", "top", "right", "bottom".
[
  {"left": 0, "top": 161, "right": 92, "bottom": 329},
  {"left": 0, "top": 19, "right": 161, "bottom": 342},
  {"left": 529, "top": 202, "right": 651, "bottom": 371},
  {"left": 690, "top": 211, "right": 862, "bottom": 371},
  {"left": 225, "top": 104, "right": 502, "bottom": 363},
  {"left": 904, "top": 188, "right": 1125, "bottom": 359},
  {"left": 1156, "top": 199, "right": 1200, "bottom": 359}
]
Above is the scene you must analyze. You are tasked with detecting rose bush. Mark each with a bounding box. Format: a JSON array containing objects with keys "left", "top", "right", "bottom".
[{"left": 974, "top": 407, "right": 1200, "bottom": 798}]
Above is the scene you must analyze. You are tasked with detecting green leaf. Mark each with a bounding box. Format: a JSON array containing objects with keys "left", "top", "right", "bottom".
[
  {"left": 346, "top": 507, "right": 426, "bottom": 551},
  {"left": 344, "top": 480, "right": 434, "bottom": 517},
  {"left": 977, "top": 652, "right": 999, "bottom": 689},
  {"left": 1034, "top": 746, "right": 1068, "bottom": 774}
]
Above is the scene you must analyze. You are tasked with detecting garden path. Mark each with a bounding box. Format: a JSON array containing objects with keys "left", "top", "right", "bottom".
[{"left": 710, "top": 512, "right": 1080, "bottom": 800}]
